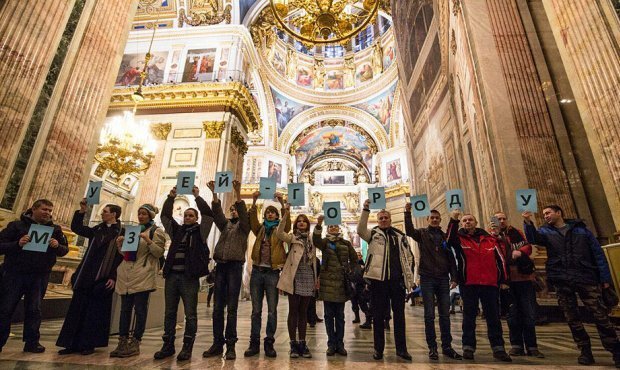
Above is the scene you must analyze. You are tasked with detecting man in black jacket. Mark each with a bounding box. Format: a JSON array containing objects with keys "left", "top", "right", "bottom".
[
  {"left": 404, "top": 205, "right": 462, "bottom": 360},
  {"left": 0, "top": 199, "right": 68, "bottom": 353}
]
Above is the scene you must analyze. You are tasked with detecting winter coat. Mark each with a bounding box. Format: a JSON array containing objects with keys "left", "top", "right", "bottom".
[
  {"left": 276, "top": 209, "right": 317, "bottom": 295},
  {"left": 357, "top": 210, "right": 415, "bottom": 289},
  {"left": 0, "top": 211, "right": 68, "bottom": 274},
  {"left": 312, "top": 225, "right": 358, "bottom": 303},
  {"left": 115, "top": 225, "right": 167, "bottom": 295},
  {"left": 404, "top": 212, "right": 457, "bottom": 282},
  {"left": 498, "top": 226, "right": 534, "bottom": 282},
  {"left": 211, "top": 200, "right": 250, "bottom": 263},
  {"left": 523, "top": 219, "right": 611, "bottom": 286},
  {"left": 249, "top": 205, "right": 290, "bottom": 269},
  {"left": 160, "top": 195, "right": 213, "bottom": 279},
  {"left": 447, "top": 219, "right": 507, "bottom": 287}
]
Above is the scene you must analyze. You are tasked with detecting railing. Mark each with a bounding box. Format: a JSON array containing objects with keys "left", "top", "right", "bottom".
[{"left": 115, "top": 69, "right": 250, "bottom": 89}]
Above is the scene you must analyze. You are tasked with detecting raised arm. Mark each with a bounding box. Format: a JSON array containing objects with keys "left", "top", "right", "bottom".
[
  {"left": 446, "top": 210, "right": 462, "bottom": 251},
  {"left": 312, "top": 215, "right": 327, "bottom": 251},
  {"left": 357, "top": 199, "right": 372, "bottom": 242},
  {"left": 404, "top": 203, "right": 422, "bottom": 241},
  {"left": 208, "top": 180, "right": 228, "bottom": 232},
  {"left": 275, "top": 206, "right": 293, "bottom": 244},
  {"left": 522, "top": 211, "right": 549, "bottom": 247},
  {"left": 71, "top": 201, "right": 95, "bottom": 239},
  {"left": 160, "top": 188, "right": 179, "bottom": 237},
  {"left": 249, "top": 191, "right": 261, "bottom": 236}
]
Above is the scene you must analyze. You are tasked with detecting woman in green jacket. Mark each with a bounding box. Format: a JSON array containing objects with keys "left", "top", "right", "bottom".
[{"left": 312, "top": 215, "right": 358, "bottom": 357}]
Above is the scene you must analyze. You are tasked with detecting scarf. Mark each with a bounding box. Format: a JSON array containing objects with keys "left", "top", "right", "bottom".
[
  {"left": 295, "top": 231, "right": 313, "bottom": 264},
  {"left": 181, "top": 223, "right": 200, "bottom": 244},
  {"left": 123, "top": 220, "right": 155, "bottom": 262},
  {"left": 325, "top": 232, "right": 343, "bottom": 242},
  {"left": 263, "top": 219, "right": 280, "bottom": 237},
  {"left": 230, "top": 217, "right": 239, "bottom": 224}
]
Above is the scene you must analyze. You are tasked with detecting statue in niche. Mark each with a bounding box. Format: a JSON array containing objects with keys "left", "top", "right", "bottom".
[
  {"left": 372, "top": 42, "right": 384, "bottom": 76},
  {"left": 374, "top": 164, "right": 380, "bottom": 184},
  {"left": 354, "top": 167, "right": 368, "bottom": 184},
  {"left": 288, "top": 167, "right": 294, "bottom": 183},
  {"left": 310, "top": 191, "right": 323, "bottom": 214},
  {"left": 344, "top": 192, "right": 359, "bottom": 213},
  {"left": 313, "top": 58, "right": 325, "bottom": 89},
  {"left": 286, "top": 48, "right": 297, "bottom": 81},
  {"left": 344, "top": 55, "right": 355, "bottom": 88}
]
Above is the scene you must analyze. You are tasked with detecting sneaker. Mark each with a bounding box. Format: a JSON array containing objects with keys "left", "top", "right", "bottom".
[
  {"left": 509, "top": 347, "right": 525, "bottom": 356},
  {"left": 443, "top": 347, "right": 463, "bottom": 360},
  {"left": 119, "top": 338, "right": 140, "bottom": 358},
  {"left": 527, "top": 349, "right": 545, "bottom": 358},
  {"left": 299, "top": 341, "right": 312, "bottom": 358},
  {"left": 289, "top": 341, "right": 299, "bottom": 359},
  {"left": 428, "top": 347, "right": 439, "bottom": 360},
  {"left": 463, "top": 349, "right": 474, "bottom": 360},
  {"left": 110, "top": 336, "right": 128, "bottom": 358},
  {"left": 493, "top": 351, "right": 512, "bottom": 362},
  {"left": 326, "top": 347, "right": 336, "bottom": 356},
  {"left": 23, "top": 342, "right": 45, "bottom": 353}
]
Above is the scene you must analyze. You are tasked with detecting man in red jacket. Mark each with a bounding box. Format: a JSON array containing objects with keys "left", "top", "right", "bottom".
[
  {"left": 494, "top": 212, "right": 543, "bottom": 358},
  {"left": 447, "top": 210, "right": 511, "bottom": 362}
]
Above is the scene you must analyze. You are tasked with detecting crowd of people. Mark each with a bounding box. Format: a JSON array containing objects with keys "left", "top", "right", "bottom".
[{"left": 0, "top": 184, "right": 618, "bottom": 368}]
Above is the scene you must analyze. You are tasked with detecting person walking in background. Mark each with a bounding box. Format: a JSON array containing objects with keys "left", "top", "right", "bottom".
[
  {"left": 57, "top": 201, "right": 123, "bottom": 356},
  {"left": 154, "top": 186, "right": 213, "bottom": 362},
  {"left": 313, "top": 215, "right": 358, "bottom": 357},
  {"left": 523, "top": 206, "right": 619, "bottom": 367},
  {"left": 202, "top": 180, "right": 250, "bottom": 360},
  {"left": 0, "top": 199, "right": 68, "bottom": 354},
  {"left": 276, "top": 205, "right": 316, "bottom": 358},
  {"left": 110, "top": 204, "right": 167, "bottom": 358}
]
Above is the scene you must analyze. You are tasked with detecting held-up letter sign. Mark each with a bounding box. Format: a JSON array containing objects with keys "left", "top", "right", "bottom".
[
  {"left": 86, "top": 181, "right": 102, "bottom": 205},
  {"left": 215, "top": 171, "right": 233, "bottom": 193},
  {"left": 259, "top": 177, "right": 277, "bottom": 199},
  {"left": 121, "top": 225, "right": 142, "bottom": 253},
  {"left": 516, "top": 189, "right": 538, "bottom": 212},
  {"left": 23, "top": 224, "right": 54, "bottom": 253},
  {"left": 368, "top": 187, "right": 386, "bottom": 210},
  {"left": 446, "top": 189, "right": 464, "bottom": 211},
  {"left": 176, "top": 171, "right": 196, "bottom": 195},
  {"left": 287, "top": 183, "right": 305, "bottom": 206},
  {"left": 323, "top": 201, "right": 342, "bottom": 225},
  {"left": 410, "top": 195, "right": 430, "bottom": 217}
]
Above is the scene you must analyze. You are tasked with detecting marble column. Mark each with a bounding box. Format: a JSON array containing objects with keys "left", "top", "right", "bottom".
[
  {"left": 543, "top": 0, "right": 620, "bottom": 232},
  {"left": 24, "top": 0, "right": 139, "bottom": 225}
]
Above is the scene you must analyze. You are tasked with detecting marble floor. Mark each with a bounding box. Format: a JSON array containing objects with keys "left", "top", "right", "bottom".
[{"left": 0, "top": 300, "right": 618, "bottom": 369}]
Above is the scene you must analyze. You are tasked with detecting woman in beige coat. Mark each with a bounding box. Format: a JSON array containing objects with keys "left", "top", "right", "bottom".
[
  {"left": 275, "top": 205, "right": 316, "bottom": 359},
  {"left": 110, "top": 204, "right": 167, "bottom": 358}
]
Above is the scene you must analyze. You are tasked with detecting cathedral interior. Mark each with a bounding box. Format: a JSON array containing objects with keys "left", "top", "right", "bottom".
[{"left": 1, "top": 0, "right": 620, "bottom": 368}]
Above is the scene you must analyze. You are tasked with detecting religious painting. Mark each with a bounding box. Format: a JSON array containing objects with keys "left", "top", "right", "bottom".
[
  {"left": 182, "top": 48, "right": 216, "bottom": 82},
  {"left": 272, "top": 49, "right": 286, "bottom": 76},
  {"left": 325, "top": 70, "right": 344, "bottom": 90},
  {"left": 356, "top": 63, "right": 374, "bottom": 84},
  {"left": 167, "top": 49, "right": 182, "bottom": 83},
  {"left": 217, "top": 47, "right": 230, "bottom": 80},
  {"left": 322, "top": 175, "right": 346, "bottom": 185},
  {"left": 296, "top": 65, "right": 313, "bottom": 87},
  {"left": 386, "top": 158, "right": 402, "bottom": 182},
  {"left": 294, "top": 126, "right": 373, "bottom": 173},
  {"left": 115, "top": 51, "right": 168, "bottom": 86},
  {"left": 268, "top": 161, "right": 282, "bottom": 184},
  {"left": 271, "top": 88, "right": 312, "bottom": 135},
  {"left": 354, "top": 82, "right": 397, "bottom": 134},
  {"left": 383, "top": 45, "right": 395, "bottom": 69}
]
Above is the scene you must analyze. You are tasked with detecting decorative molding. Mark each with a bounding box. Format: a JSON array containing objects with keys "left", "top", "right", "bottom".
[
  {"left": 202, "top": 121, "right": 225, "bottom": 138},
  {"left": 150, "top": 122, "right": 172, "bottom": 140},
  {"left": 450, "top": 29, "right": 457, "bottom": 55},
  {"left": 109, "top": 82, "right": 262, "bottom": 132},
  {"left": 230, "top": 126, "right": 248, "bottom": 155},
  {"left": 178, "top": 2, "right": 232, "bottom": 27}
]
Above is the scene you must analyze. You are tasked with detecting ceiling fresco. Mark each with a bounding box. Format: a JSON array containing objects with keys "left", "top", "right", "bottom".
[
  {"left": 271, "top": 88, "right": 313, "bottom": 135},
  {"left": 353, "top": 81, "right": 397, "bottom": 134}
]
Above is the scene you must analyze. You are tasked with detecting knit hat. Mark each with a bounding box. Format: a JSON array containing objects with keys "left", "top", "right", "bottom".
[{"left": 139, "top": 203, "right": 159, "bottom": 220}]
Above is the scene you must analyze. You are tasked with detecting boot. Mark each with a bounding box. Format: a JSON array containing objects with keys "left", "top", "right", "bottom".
[
  {"left": 154, "top": 336, "right": 175, "bottom": 359},
  {"left": 352, "top": 310, "right": 361, "bottom": 324},
  {"left": 110, "top": 336, "right": 128, "bottom": 358},
  {"left": 177, "top": 336, "right": 195, "bottom": 361},
  {"left": 225, "top": 342, "right": 236, "bottom": 360},
  {"left": 264, "top": 338, "right": 277, "bottom": 358},
  {"left": 289, "top": 341, "right": 299, "bottom": 358},
  {"left": 359, "top": 316, "right": 372, "bottom": 329},
  {"left": 244, "top": 341, "right": 260, "bottom": 357},
  {"left": 578, "top": 345, "right": 595, "bottom": 365},
  {"left": 202, "top": 342, "right": 224, "bottom": 358},
  {"left": 120, "top": 338, "right": 140, "bottom": 358},
  {"left": 299, "top": 340, "right": 312, "bottom": 358}
]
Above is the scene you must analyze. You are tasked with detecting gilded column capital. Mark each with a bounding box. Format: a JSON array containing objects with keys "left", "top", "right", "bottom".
[
  {"left": 230, "top": 126, "right": 248, "bottom": 155},
  {"left": 203, "top": 121, "right": 225, "bottom": 138},
  {"left": 150, "top": 122, "right": 172, "bottom": 140}
]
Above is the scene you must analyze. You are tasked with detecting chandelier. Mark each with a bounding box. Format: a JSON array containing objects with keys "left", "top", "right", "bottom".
[
  {"left": 95, "top": 111, "right": 156, "bottom": 177},
  {"left": 270, "top": 0, "right": 381, "bottom": 47}
]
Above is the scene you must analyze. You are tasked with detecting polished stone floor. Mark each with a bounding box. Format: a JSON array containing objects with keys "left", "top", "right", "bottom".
[{"left": 0, "top": 300, "right": 618, "bottom": 369}]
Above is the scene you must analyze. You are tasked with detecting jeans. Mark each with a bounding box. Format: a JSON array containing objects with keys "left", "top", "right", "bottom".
[
  {"left": 0, "top": 271, "right": 49, "bottom": 347},
  {"left": 370, "top": 278, "right": 407, "bottom": 353},
  {"left": 249, "top": 267, "right": 280, "bottom": 344},
  {"left": 507, "top": 281, "right": 538, "bottom": 350},
  {"left": 119, "top": 291, "right": 150, "bottom": 340},
  {"left": 164, "top": 272, "right": 199, "bottom": 340},
  {"left": 420, "top": 276, "right": 452, "bottom": 350},
  {"left": 461, "top": 285, "right": 505, "bottom": 353},
  {"left": 212, "top": 261, "right": 243, "bottom": 345},
  {"left": 324, "top": 301, "right": 345, "bottom": 349}
]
